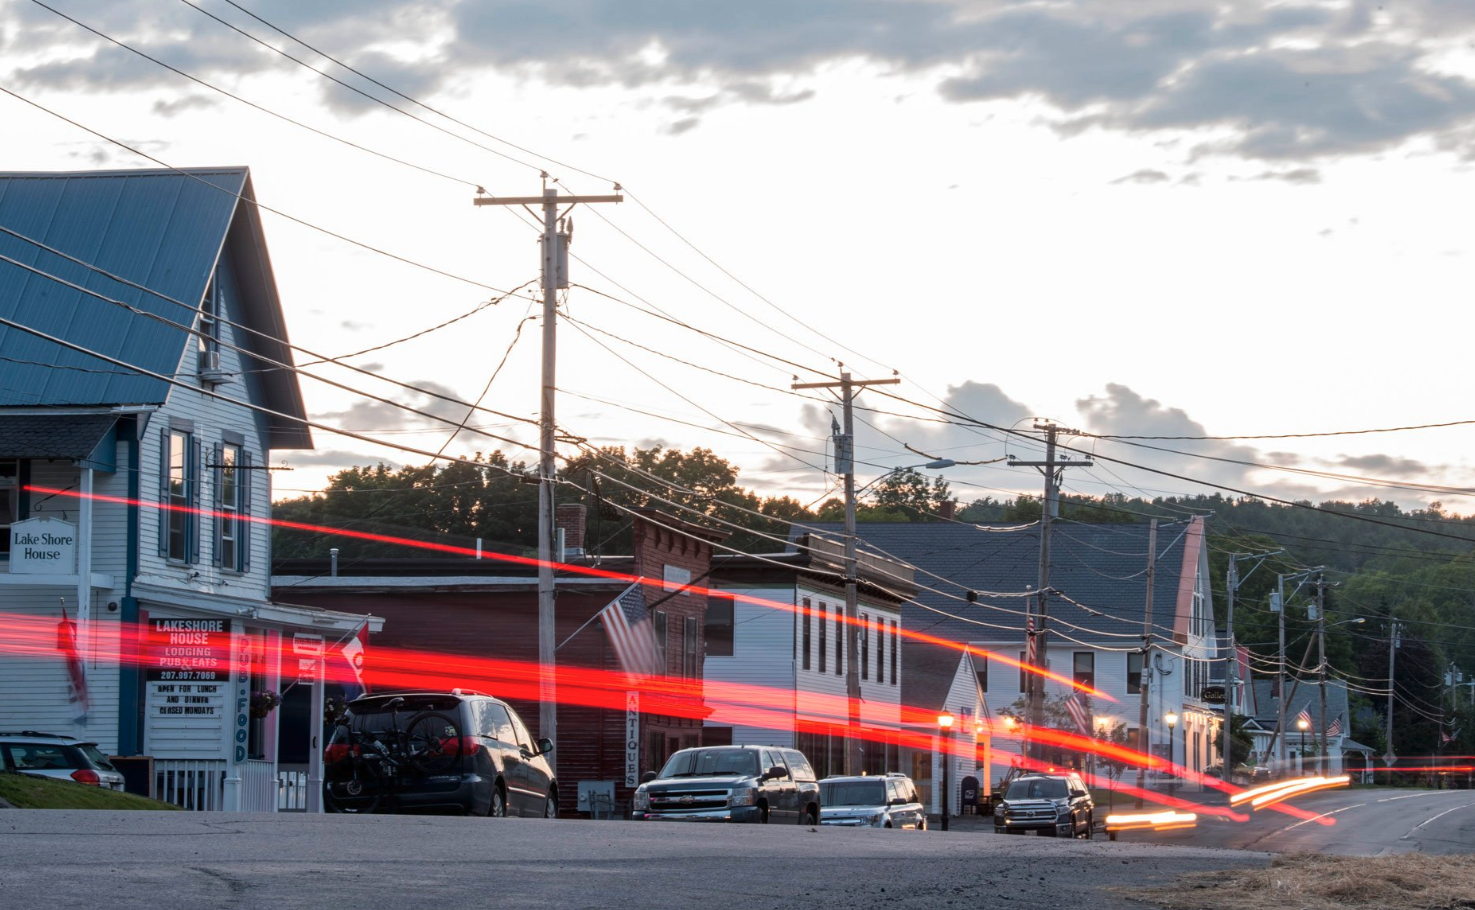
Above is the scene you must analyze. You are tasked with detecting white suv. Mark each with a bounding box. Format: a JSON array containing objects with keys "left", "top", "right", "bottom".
[
  {"left": 819, "top": 773, "right": 927, "bottom": 830},
  {"left": 0, "top": 731, "right": 126, "bottom": 791}
]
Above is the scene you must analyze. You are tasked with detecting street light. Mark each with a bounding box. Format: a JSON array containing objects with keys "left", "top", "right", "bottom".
[
  {"left": 1297, "top": 715, "right": 1310, "bottom": 771},
  {"left": 1164, "top": 712, "right": 1179, "bottom": 797},
  {"left": 938, "top": 711, "right": 955, "bottom": 832}
]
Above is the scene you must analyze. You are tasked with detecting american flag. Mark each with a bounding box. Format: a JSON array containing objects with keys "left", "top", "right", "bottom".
[
  {"left": 600, "top": 581, "right": 663, "bottom": 678},
  {"left": 58, "top": 602, "right": 89, "bottom": 723},
  {"left": 1063, "top": 692, "right": 1091, "bottom": 735},
  {"left": 1326, "top": 716, "right": 1342, "bottom": 737},
  {"left": 1294, "top": 706, "right": 1312, "bottom": 730},
  {"left": 1441, "top": 729, "right": 1455, "bottom": 745},
  {"left": 1025, "top": 614, "right": 1036, "bottom": 666}
]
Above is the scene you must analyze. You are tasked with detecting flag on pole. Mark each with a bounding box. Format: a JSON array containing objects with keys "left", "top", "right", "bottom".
[
  {"left": 58, "top": 602, "right": 89, "bottom": 723},
  {"left": 332, "top": 623, "right": 370, "bottom": 702},
  {"left": 601, "top": 582, "right": 663, "bottom": 677},
  {"left": 1294, "top": 706, "right": 1312, "bottom": 729},
  {"left": 1024, "top": 615, "right": 1036, "bottom": 667},
  {"left": 1441, "top": 729, "right": 1455, "bottom": 745},
  {"left": 1326, "top": 716, "right": 1342, "bottom": 737},
  {"left": 1063, "top": 692, "right": 1091, "bottom": 735}
]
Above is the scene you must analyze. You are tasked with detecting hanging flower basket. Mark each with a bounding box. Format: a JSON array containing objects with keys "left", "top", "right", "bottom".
[
  {"left": 324, "top": 696, "right": 349, "bottom": 726},
  {"left": 249, "top": 689, "right": 281, "bottom": 719}
]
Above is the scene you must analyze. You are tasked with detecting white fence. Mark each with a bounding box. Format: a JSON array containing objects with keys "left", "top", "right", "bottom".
[{"left": 155, "top": 759, "right": 226, "bottom": 811}]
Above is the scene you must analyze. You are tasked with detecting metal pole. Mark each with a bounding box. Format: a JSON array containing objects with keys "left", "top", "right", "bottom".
[
  {"left": 1276, "top": 575, "right": 1287, "bottom": 771},
  {"left": 1030, "top": 425, "right": 1058, "bottom": 754},
  {"left": 1134, "top": 519, "right": 1157, "bottom": 807},
  {"left": 1387, "top": 621, "right": 1398, "bottom": 777},
  {"left": 1224, "top": 558, "right": 1237, "bottom": 782},
  {"left": 941, "top": 727, "right": 950, "bottom": 832},
  {"left": 1316, "top": 576, "right": 1328, "bottom": 774}
]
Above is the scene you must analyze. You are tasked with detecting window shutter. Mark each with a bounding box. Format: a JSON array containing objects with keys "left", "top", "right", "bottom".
[
  {"left": 188, "top": 437, "right": 201, "bottom": 563},
  {"left": 211, "top": 443, "right": 223, "bottom": 567},
  {"left": 157, "top": 428, "right": 170, "bottom": 556},
  {"left": 240, "top": 449, "right": 252, "bottom": 572}
]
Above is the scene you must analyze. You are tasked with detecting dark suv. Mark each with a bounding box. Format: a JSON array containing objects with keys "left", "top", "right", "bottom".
[
  {"left": 325, "top": 690, "right": 557, "bottom": 817},
  {"left": 632, "top": 745, "right": 821, "bottom": 824},
  {"left": 993, "top": 772, "right": 1094, "bottom": 838}
]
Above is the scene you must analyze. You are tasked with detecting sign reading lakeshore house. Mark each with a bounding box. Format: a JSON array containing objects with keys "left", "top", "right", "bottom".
[
  {"left": 144, "top": 617, "right": 230, "bottom": 759},
  {"left": 8, "top": 517, "right": 76, "bottom": 574}
]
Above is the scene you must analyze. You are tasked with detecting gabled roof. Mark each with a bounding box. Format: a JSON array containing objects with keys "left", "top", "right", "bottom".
[
  {"left": 1250, "top": 677, "right": 1350, "bottom": 734},
  {"left": 0, "top": 167, "right": 310, "bottom": 449},
  {"left": 793, "top": 519, "right": 1206, "bottom": 712}
]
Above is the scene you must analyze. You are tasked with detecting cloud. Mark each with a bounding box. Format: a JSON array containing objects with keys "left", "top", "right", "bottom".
[
  {"left": 1247, "top": 168, "right": 1321, "bottom": 184},
  {"left": 1335, "top": 454, "right": 1432, "bottom": 477},
  {"left": 312, "top": 380, "right": 470, "bottom": 432},
  {"left": 13, "top": 1, "right": 1475, "bottom": 161},
  {"left": 277, "top": 449, "right": 401, "bottom": 470},
  {"left": 665, "top": 116, "right": 700, "bottom": 135},
  {"left": 1111, "top": 168, "right": 1170, "bottom": 185},
  {"left": 150, "top": 94, "right": 220, "bottom": 117}
]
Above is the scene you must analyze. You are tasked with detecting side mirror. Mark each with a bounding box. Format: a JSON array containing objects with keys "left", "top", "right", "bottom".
[
  {"left": 641, "top": 771, "right": 657, "bottom": 784},
  {"left": 536, "top": 737, "right": 554, "bottom": 756},
  {"left": 765, "top": 765, "right": 789, "bottom": 780}
]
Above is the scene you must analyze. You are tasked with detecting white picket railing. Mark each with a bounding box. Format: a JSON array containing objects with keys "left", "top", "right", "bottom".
[
  {"left": 155, "top": 759, "right": 226, "bottom": 811},
  {"left": 241, "top": 759, "right": 277, "bottom": 812}
]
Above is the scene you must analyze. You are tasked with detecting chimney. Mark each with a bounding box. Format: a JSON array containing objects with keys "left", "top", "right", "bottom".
[
  {"left": 556, "top": 504, "right": 586, "bottom": 554},
  {"left": 939, "top": 499, "right": 956, "bottom": 521}
]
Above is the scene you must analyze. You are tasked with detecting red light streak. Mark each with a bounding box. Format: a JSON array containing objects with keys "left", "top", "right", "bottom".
[{"left": 23, "top": 484, "right": 1115, "bottom": 702}]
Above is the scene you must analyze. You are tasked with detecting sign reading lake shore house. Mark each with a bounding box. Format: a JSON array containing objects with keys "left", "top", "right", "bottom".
[{"left": 8, "top": 517, "right": 76, "bottom": 574}]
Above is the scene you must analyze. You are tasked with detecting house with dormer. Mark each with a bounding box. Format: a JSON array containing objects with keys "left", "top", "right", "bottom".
[{"left": 0, "top": 167, "right": 377, "bottom": 810}]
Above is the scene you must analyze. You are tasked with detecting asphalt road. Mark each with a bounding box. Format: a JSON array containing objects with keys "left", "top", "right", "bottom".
[
  {"left": 1107, "top": 786, "right": 1475, "bottom": 855},
  {"left": 1, "top": 810, "right": 1268, "bottom": 910}
]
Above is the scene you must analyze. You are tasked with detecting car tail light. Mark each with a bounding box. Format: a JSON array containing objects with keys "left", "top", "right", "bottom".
[
  {"left": 453, "top": 736, "right": 478, "bottom": 757},
  {"left": 70, "top": 769, "right": 101, "bottom": 786}
]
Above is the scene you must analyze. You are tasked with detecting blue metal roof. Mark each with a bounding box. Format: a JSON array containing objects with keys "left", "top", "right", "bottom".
[
  {"left": 0, "top": 167, "right": 312, "bottom": 450},
  {"left": 0, "top": 167, "right": 245, "bottom": 406}
]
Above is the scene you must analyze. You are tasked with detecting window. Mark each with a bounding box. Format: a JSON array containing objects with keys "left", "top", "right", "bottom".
[
  {"left": 653, "top": 611, "right": 669, "bottom": 674},
  {"left": 860, "top": 613, "right": 869, "bottom": 681},
  {"left": 1073, "top": 652, "right": 1095, "bottom": 690},
  {"left": 801, "top": 598, "right": 812, "bottom": 670},
  {"left": 876, "top": 615, "right": 885, "bottom": 684},
  {"left": 818, "top": 603, "right": 827, "bottom": 673},
  {"left": 834, "top": 608, "right": 843, "bottom": 676},
  {"left": 889, "top": 619, "right": 898, "bottom": 685},
  {"left": 1127, "top": 651, "right": 1144, "bottom": 695},
  {"left": 705, "top": 593, "right": 734, "bottom": 657},
  {"left": 198, "top": 278, "right": 221, "bottom": 367},
  {"left": 213, "top": 442, "right": 251, "bottom": 572},
  {"left": 159, "top": 427, "right": 199, "bottom": 563},
  {"left": 0, "top": 459, "right": 17, "bottom": 557},
  {"left": 683, "top": 615, "right": 700, "bottom": 678},
  {"left": 975, "top": 653, "right": 988, "bottom": 694}
]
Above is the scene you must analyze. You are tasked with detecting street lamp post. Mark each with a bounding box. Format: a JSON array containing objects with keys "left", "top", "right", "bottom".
[
  {"left": 1164, "top": 712, "right": 1178, "bottom": 797},
  {"left": 938, "top": 711, "right": 954, "bottom": 832},
  {"left": 1297, "top": 716, "right": 1310, "bottom": 772}
]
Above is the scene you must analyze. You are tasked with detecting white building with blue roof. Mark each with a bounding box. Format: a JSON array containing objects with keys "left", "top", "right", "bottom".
[{"left": 0, "top": 167, "right": 378, "bottom": 810}]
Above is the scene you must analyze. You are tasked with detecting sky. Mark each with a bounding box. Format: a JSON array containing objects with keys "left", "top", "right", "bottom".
[{"left": 3, "top": 0, "right": 1475, "bottom": 520}]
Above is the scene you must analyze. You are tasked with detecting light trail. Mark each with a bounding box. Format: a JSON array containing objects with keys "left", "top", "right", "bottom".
[{"left": 24, "top": 483, "right": 1116, "bottom": 701}]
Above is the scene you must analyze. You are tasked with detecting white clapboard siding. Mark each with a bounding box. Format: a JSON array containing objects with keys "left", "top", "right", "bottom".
[{"left": 705, "top": 584, "right": 798, "bottom": 747}]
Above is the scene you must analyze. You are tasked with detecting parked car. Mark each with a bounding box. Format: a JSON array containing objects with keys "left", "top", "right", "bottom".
[
  {"left": 819, "top": 772, "right": 927, "bottom": 830},
  {"left": 632, "top": 744, "right": 821, "bottom": 824},
  {"left": 0, "top": 731, "right": 126, "bottom": 791},
  {"left": 992, "top": 771, "right": 1094, "bottom": 838},
  {"left": 324, "top": 690, "right": 556, "bottom": 817}
]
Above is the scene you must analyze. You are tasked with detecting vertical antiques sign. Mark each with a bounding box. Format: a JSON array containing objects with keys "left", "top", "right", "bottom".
[{"left": 625, "top": 692, "right": 641, "bottom": 787}]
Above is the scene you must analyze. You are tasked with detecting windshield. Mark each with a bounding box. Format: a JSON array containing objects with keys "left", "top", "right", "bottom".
[
  {"left": 658, "top": 749, "right": 760, "bottom": 779},
  {"left": 1005, "top": 778, "right": 1069, "bottom": 800},
  {"left": 80, "top": 744, "right": 117, "bottom": 771},
  {"left": 820, "top": 780, "right": 887, "bottom": 807}
]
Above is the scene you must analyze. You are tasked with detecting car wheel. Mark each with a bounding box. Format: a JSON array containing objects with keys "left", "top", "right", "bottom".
[
  {"left": 491, "top": 783, "right": 508, "bottom": 817},
  {"left": 758, "top": 803, "right": 770, "bottom": 824},
  {"left": 1083, "top": 812, "right": 1093, "bottom": 840},
  {"left": 543, "top": 794, "right": 557, "bottom": 818},
  {"left": 800, "top": 807, "right": 818, "bottom": 826}
]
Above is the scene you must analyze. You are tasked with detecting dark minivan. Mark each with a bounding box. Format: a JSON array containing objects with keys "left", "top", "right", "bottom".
[
  {"left": 325, "top": 690, "right": 557, "bottom": 817},
  {"left": 632, "top": 744, "right": 821, "bottom": 824}
]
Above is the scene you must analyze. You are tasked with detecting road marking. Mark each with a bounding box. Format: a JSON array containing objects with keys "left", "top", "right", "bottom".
[
  {"left": 1377, "top": 792, "right": 1444, "bottom": 804},
  {"left": 1275, "top": 803, "right": 1365, "bottom": 835},
  {"left": 1399, "top": 802, "right": 1475, "bottom": 840}
]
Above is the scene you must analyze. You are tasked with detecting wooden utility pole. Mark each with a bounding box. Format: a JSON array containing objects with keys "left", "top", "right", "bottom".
[
  {"left": 1134, "top": 519, "right": 1157, "bottom": 807},
  {"left": 1008, "top": 421, "right": 1090, "bottom": 758},
  {"left": 792, "top": 370, "right": 898, "bottom": 776},
  {"left": 475, "top": 181, "right": 622, "bottom": 771}
]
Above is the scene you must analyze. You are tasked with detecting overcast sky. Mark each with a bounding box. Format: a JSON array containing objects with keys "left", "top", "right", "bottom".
[{"left": 4, "top": 0, "right": 1474, "bottom": 517}]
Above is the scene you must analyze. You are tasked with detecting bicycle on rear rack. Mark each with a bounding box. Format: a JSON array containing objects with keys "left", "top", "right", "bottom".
[{"left": 324, "top": 697, "right": 464, "bottom": 813}]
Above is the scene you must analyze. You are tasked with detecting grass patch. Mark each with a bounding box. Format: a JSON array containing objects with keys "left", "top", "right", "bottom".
[
  {"left": 0, "top": 771, "right": 181, "bottom": 810},
  {"left": 1141, "top": 854, "right": 1475, "bottom": 910}
]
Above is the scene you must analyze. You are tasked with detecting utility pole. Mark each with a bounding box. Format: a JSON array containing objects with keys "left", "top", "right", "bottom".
[
  {"left": 1009, "top": 421, "right": 1090, "bottom": 758},
  {"left": 475, "top": 180, "right": 622, "bottom": 770},
  {"left": 1385, "top": 619, "right": 1401, "bottom": 773},
  {"left": 1274, "top": 576, "right": 1287, "bottom": 770},
  {"left": 792, "top": 370, "right": 899, "bottom": 776},
  {"left": 1313, "top": 574, "right": 1329, "bottom": 774},
  {"left": 1134, "top": 519, "right": 1157, "bottom": 807},
  {"left": 1222, "top": 550, "right": 1280, "bottom": 784}
]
